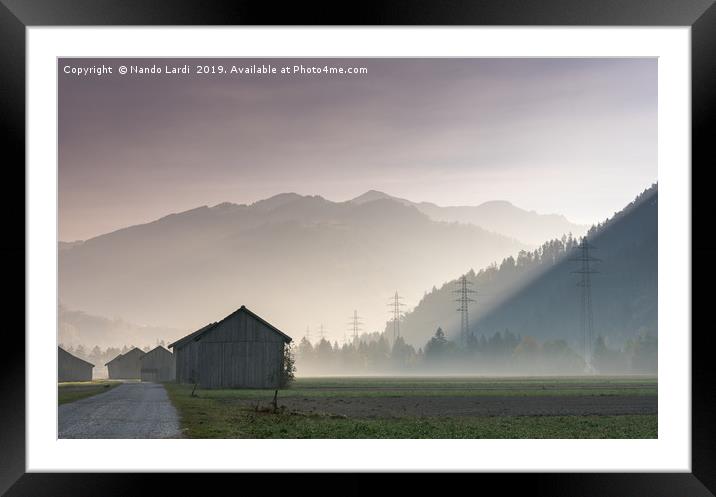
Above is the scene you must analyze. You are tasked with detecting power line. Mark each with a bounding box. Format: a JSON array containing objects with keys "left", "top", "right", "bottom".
[
  {"left": 570, "top": 237, "right": 601, "bottom": 372},
  {"left": 453, "top": 275, "right": 477, "bottom": 345},
  {"left": 387, "top": 291, "right": 405, "bottom": 343}
]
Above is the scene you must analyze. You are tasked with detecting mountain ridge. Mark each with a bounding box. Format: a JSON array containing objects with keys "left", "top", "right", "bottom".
[
  {"left": 350, "top": 190, "right": 586, "bottom": 245},
  {"left": 59, "top": 191, "right": 529, "bottom": 340},
  {"left": 60, "top": 190, "right": 584, "bottom": 247}
]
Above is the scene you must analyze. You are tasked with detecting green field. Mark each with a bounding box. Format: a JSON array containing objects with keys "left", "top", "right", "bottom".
[
  {"left": 58, "top": 380, "right": 121, "bottom": 405},
  {"left": 167, "top": 376, "right": 657, "bottom": 398},
  {"left": 164, "top": 376, "right": 657, "bottom": 439}
]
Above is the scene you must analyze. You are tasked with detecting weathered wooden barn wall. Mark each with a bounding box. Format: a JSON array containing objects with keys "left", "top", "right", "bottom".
[
  {"left": 106, "top": 357, "right": 122, "bottom": 379},
  {"left": 197, "top": 310, "right": 287, "bottom": 389},
  {"left": 170, "top": 306, "right": 292, "bottom": 389},
  {"left": 175, "top": 340, "right": 200, "bottom": 383},
  {"left": 106, "top": 347, "right": 146, "bottom": 379},
  {"left": 171, "top": 322, "right": 215, "bottom": 384},
  {"left": 140, "top": 346, "right": 176, "bottom": 382},
  {"left": 58, "top": 346, "right": 93, "bottom": 382}
]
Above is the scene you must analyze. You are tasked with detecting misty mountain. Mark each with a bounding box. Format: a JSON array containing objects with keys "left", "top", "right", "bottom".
[
  {"left": 59, "top": 194, "right": 527, "bottom": 342},
  {"left": 59, "top": 304, "right": 186, "bottom": 349},
  {"left": 351, "top": 190, "right": 587, "bottom": 246},
  {"left": 394, "top": 184, "right": 657, "bottom": 351}
]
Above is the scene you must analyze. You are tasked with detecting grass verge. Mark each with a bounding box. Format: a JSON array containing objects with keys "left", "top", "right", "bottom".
[{"left": 58, "top": 380, "right": 121, "bottom": 405}]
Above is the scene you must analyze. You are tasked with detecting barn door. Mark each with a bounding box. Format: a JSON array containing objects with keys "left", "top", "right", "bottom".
[{"left": 142, "top": 369, "right": 158, "bottom": 382}]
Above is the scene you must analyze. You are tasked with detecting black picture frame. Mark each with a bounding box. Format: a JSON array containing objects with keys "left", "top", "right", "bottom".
[{"left": 2, "top": 1, "right": 714, "bottom": 495}]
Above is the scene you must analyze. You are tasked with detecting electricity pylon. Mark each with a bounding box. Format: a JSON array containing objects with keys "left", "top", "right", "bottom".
[
  {"left": 318, "top": 324, "right": 326, "bottom": 341},
  {"left": 347, "top": 310, "right": 363, "bottom": 342},
  {"left": 387, "top": 291, "right": 405, "bottom": 343},
  {"left": 570, "top": 238, "right": 601, "bottom": 372},
  {"left": 454, "top": 275, "right": 477, "bottom": 345}
]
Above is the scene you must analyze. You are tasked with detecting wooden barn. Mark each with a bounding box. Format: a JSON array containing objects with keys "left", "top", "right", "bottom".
[
  {"left": 58, "top": 346, "right": 94, "bottom": 382},
  {"left": 169, "top": 305, "right": 292, "bottom": 389},
  {"left": 105, "top": 347, "right": 146, "bottom": 379},
  {"left": 139, "top": 346, "right": 176, "bottom": 382}
]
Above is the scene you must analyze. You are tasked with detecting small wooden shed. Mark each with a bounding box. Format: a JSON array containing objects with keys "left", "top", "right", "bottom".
[
  {"left": 58, "top": 346, "right": 94, "bottom": 382},
  {"left": 169, "top": 305, "right": 292, "bottom": 389},
  {"left": 105, "top": 347, "right": 146, "bottom": 379},
  {"left": 139, "top": 346, "right": 176, "bottom": 382}
]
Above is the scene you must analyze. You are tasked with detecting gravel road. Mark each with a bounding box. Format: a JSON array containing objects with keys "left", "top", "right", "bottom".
[{"left": 58, "top": 382, "right": 182, "bottom": 438}]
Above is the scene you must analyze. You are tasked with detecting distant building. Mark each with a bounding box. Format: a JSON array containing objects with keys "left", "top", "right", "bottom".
[
  {"left": 139, "top": 346, "right": 176, "bottom": 382},
  {"left": 169, "top": 305, "right": 292, "bottom": 389},
  {"left": 105, "top": 347, "right": 146, "bottom": 379},
  {"left": 58, "top": 346, "right": 94, "bottom": 382}
]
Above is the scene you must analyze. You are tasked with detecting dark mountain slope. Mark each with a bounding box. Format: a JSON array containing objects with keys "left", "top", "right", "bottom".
[{"left": 396, "top": 184, "right": 657, "bottom": 351}]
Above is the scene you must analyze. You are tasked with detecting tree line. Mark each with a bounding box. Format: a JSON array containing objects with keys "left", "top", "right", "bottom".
[
  {"left": 61, "top": 326, "right": 656, "bottom": 377},
  {"left": 294, "top": 327, "right": 657, "bottom": 375}
]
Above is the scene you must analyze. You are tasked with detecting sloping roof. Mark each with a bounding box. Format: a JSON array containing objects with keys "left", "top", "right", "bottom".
[
  {"left": 140, "top": 345, "right": 173, "bottom": 361},
  {"left": 58, "top": 346, "right": 94, "bottom": 368},
  {"left": 238, "top": 306, "right": 292, "bottom": 343},
  {"left": 123, "top": 347, "right": 146, "bottom": 359},
  {"left": 105, "top": 352, "right": 124, "bottom": 366},
  {"left": 168, "top": 322, "right": 217, "bottom": 349},
  {"left": 104, "top": 347, "right": 145, "bottom": 366},
  {"left": 169, "top": 305, "right": 292, "bottom": 347}
]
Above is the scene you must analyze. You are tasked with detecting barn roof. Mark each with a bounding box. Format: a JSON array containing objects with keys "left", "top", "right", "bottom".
[
  {"left": 58, "top": 346, "right": 94, "bottom": 368},
  {"left": 238, "top": 306, "right": 292, "bottom": 343},
  {"left": 140, "top": 345, "right": 173, "bottom": 360},
  {"left": 168, "top": 322, "right": 218, "bottom": 349},
  {"left": 104, "top": 347, "right": 145, "bottom": 366},
  {"left": 105, "top": 352, "right": 123, "bottom": 366},
  {"left": 168, "top": 305, "right": 292, "bottom": 348}
]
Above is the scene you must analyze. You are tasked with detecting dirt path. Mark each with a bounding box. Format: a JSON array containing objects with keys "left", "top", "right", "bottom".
[
  {"left": 258, "top": 394, "right": 657, "bottom": 418},
  {"left": 58, "top": 382, "right": 182, "bottom": 438}
]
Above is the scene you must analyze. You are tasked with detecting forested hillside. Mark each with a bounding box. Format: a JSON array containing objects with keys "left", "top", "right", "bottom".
[{"left": 396, "top": 184, "right": 658, "bottom": 353}]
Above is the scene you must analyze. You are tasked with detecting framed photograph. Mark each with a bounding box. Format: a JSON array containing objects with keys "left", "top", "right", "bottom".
[{"left": 4, "top": 0, "right": 714, "bottom": 495}]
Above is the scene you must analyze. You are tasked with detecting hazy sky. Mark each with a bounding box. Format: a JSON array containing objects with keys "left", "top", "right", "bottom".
[{"left": 59, "top": 57, "right": 657, "bottom": 241}]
